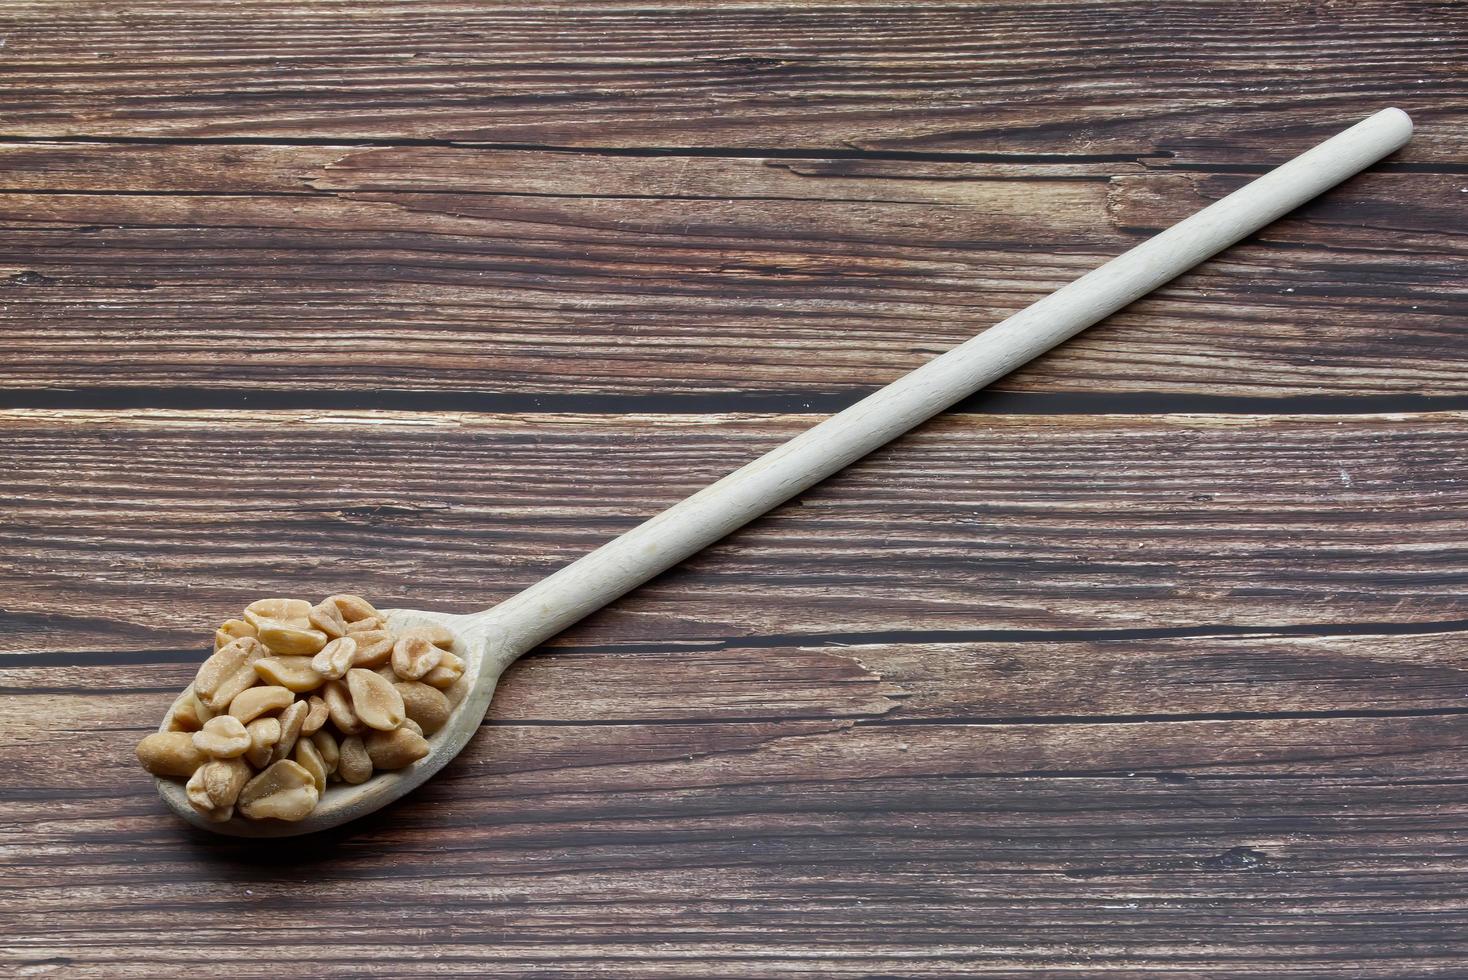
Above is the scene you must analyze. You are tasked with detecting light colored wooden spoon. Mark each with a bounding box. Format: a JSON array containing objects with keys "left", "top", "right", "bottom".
[{"left": 157, "top": 108, "right": 1412, "bottom": 836}]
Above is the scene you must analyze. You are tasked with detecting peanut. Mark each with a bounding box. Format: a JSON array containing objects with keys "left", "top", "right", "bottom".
[
  {"left": 270, "top": 700, "right": 309, "bottom": 764},
  {"left": 346, "top": 668, "right": 406, "bottom": 731},
  {"left": 364, "top": 727, "right": 430, "bottom": 770},
  {"left": 443, "top": 674, "right": 470, "bottom": 707},
  {"left": 391, "top": 634, "right": 442, "bottom": 681},
  {"left": 401, "top": 717, "right": 424, "bottom": 738},
  {"left": 185, "top": 765, "right": 235, "bottom": 823},
  {"left": 308, "top": 600, "right": 347, "bottom": 639},
  {"left": 136, "top": 732, "right": 208, "bottom": 778},
  {"left": 348, "top": 629, "right": 394, "bottom": 668},
  {"left": 294, "top": 738, "right": 328, "bottom": 794},
  {"left": 327, "top": 594, "right": 379, "bottom": 623},
  {"left": 192, "top": 715, "right": 251, "bottom": 758},
  {"left": 421, "top": 651, "right": 465, "bottom": 690},
  {"left": 238, "top": 760, "right": 319, "bottom": 821},
  {"left": 228, "top": 685, "right": 294, "bottom": 723},
  {"left": 345, "top": 616, "right": 386, "bottom": 634},
  {"left": 338, "top": 736, "right": 372, "bottom": 784},
  {"left": 198, "top": 756, "right": 251, "bottom": 809},
  {"left": 194, "top": 636, "right": 264, "bottom": 710},
  {"left": 191, "top": 691, "right": 215, "bottom": 723},
  {"left": 310, "top": 637, "right": 356, "bottom": 680},
  {"left": 393, "top": 681, "right": 451, "bottom": 734},
  {"left": 310, "top": 729, "right": 339, "bottom": 774},
  {"left": 300, "top": 695, "right": 329, "bottom": 736},
  {"left": 243, "top": 598, "right": 311, "bottom": 630},
  {"left": 209, "top": 666, "right": 259, "bottom": 713},
  {"left": 166, "top": 690, "right": 207, "bottom": 732},
  {"left": 214, "top": 618, "right": 258, "bottom": 650},
  {"left": 322, "top": 679, "right": 364, "bottom": 735},
  {"left": 254, "top": 655, "right": 325, "bottom": 693},
  {"left": 244, "top": 717, "right": 281, "bottom": 769},
  {"left": 400, "top": 624, "right": 456, "bottom": 650},
  {"left": 255, "top": 619, "right": 329, "bottom": 656}
]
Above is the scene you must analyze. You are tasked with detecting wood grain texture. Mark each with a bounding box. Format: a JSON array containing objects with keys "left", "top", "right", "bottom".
[
  {"left": 5, "top": 635, "right": 1468, "bottom": 976},
  {"left": 0, "top": 0, "right": 1464, "bottom": 163},
  {"left": 1, "top": 143, "right": 1464, "bottom": 403},
  {"left": 3, "top": 0, "right": 1466, "bottom": 973},
  {"left": 4, "top": 410, "right": 1467, "bottom": 973},
  {"left": 2, "top": 409, "right": 1466, "bottom": 650}
]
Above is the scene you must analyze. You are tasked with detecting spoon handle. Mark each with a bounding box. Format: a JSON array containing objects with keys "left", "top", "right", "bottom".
[{"left": 471, "top": 108, "right": 1412, "bottom": 656}]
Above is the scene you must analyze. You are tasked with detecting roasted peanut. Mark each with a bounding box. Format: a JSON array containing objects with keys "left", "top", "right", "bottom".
[
  {"left": 200, "top": 756, "right": 251, "bottom": 809},
  {"left": 254, "top": 655, "right": 325, "bottom": 693},
  {"left": 391, "top": 634, "right": 442, "bottom": 681},
  {"left": 294, "top": 738, "right": 328, "bottom": 794},
  {"left": 443, "top": 674, "right": 470, "bottom": 707},
  {"left": 194, "top": 636, "right": 264, "bottom": 710},
  {"left": 228, "top": 685, "right": 294, "bottom": 723},
  {"left": 255, "top": 619, "right": 329, "bottom": 656},
  {"left": 192, "top": 715, "right": 251, "bottom": 758},
  {"left": 327, "top": 594, "right": 379, "bottom": 623},
  {"left": 166, "top": 690, "right": 207, "bottom": 732},
  {"left": 238, "top": 760, "right": 319, "bottom": 821},
  {"left": 421, "top": 651, "right": 465, "bottom": 690},
  {"left": 310, "top": 729, "right": 339, "bottom": 774},
  {"left": 347, "top": 629, "right": 394, "bottom": 668},
  {"left": 346, "top": 668, "right": 406, "bottom": 731},
  {"left": 209, "top": 667, "right": 259, "bottom": 713},
  {"left": 345, "top": 616, "right": 385, "bottom": 634},
  {"left": 364, "top": 727, "right": 430, "bottom": 770},
  {"left": 400, "top": 717, "right": 424, "bottom": 738},
  {"left": 244, "top": 717, "right": 281, "bottom": 769},
  {"left": 400, "top": 624, "right": 456, "bottom": 650},
  {"left": 310, "top": 637, "right": 356, "bottom": 680},
  {"left": 337, "top": 736, "right": 372, "bottom": 784},
  {"left": 243, "top": 598, "right": 311, "bottom": 630},
  {"left": 270, "top": 700, "right": 309, "bottom": 764},
  {"left": 136, "top": 732, "right": 208, "bottom": 778},
  {"left": 393, "top": 681, "right": 451, "bottom": 734},
  {"left": 308, "top": 600, "right": 347, "bottom": 639},
  {"left": 185, "top": 765, "right": 234, "bottom": 823},
  {"left": 322, "top": 679, "right": 364, "bottom": 736},
  {"left": 300, "top": 695, "right": 329, "bottom": 736},
  {"left": 214, "top": 618, "right": 258, "bottom": 650}
]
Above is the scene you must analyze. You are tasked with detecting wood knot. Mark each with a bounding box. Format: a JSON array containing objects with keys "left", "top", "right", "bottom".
[{"left": 1199, "top": 846, "right": 1273, "bottom": 872}]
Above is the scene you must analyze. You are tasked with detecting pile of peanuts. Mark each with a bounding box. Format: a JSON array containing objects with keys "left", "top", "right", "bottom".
[{"left": 135, "top": 595, "right": 464, "bottom": 823}]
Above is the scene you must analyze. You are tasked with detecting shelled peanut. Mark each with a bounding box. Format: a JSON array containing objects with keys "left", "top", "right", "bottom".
[{"left": 136, "top": 595, "right": 465, "bottom": 823}]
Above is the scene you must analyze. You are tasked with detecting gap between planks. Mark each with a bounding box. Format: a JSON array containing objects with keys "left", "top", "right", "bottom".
[
  {"left": 0, "top": 135, "right": 1464, "bottom": 176},
  {"left": 5, "top": 406, "right": 1467, "bottom": 427},
  {"left": 7, "top": 389, "right": 1468, "bottom": 417}
]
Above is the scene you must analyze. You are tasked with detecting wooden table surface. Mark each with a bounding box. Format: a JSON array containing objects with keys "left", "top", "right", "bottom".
[{"left": 3, "top": 3, "right": 1466, "bottom": 976}]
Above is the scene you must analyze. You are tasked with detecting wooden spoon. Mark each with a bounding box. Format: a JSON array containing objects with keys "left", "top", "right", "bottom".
[{"left": 158, "top": 108, "right": 1412, "bottom": 836}]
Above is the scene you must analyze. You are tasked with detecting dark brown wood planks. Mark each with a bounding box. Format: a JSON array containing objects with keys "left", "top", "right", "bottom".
[
  {"left": 4, "top": 622, "right": 1467, "bottom": 976},
  {"left": 4, "top": 440, "right": 1468, "bottom": 977},
  {"left": 0, "top": 142, "right": 1464, "bottom": 402},
  {"left": 2, "top": 1, "right": 1466, "bottom": 974},
  {"left": 0, "top": 0, "right": 1464, "bottom": 160},
  {"left": 2, "top": 409, "right": 1465, "bottom": 650}
]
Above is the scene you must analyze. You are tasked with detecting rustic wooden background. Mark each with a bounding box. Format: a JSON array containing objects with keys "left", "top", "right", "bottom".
[{"left": 2, "top": 2, "right": 1466, "bottom": 976}]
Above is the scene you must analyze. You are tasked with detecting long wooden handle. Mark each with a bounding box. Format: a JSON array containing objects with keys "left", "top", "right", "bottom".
[{"left": 473, "top": 108, "right": 1413, "bottom": 656}]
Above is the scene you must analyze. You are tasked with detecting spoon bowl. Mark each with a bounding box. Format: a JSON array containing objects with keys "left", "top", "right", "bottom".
[{"left": 156, "top": 609, "right": 513, "bottom": 837}]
